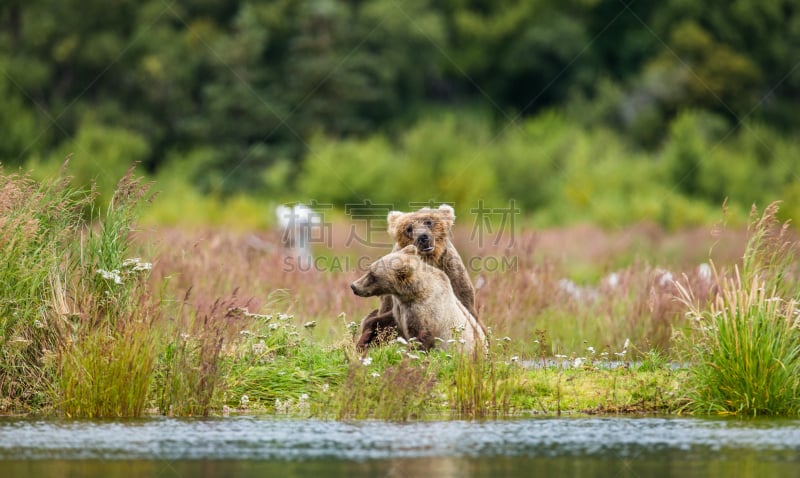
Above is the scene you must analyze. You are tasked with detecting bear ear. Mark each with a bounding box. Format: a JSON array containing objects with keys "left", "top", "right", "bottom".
[
  {"left": 400, "top": 244, "right": 418, "bottom": 255},
  {"left": 438, "top": 204, "right": 455, "bottom": 221},
  {"left": 387, "top": 210, "right": 404, "bottom": 235},
  {"left": 396, "top": 261, "right": 413, "bottom": 282},
  {"left": 437, "top": 204, "right": 455, "bottom": 230}
]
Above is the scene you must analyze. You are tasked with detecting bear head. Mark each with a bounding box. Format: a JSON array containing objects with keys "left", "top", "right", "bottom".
[
  {"left": 350, "top": 245, "right": 422, "bottom": 300},
  {"left": 386, "top": 204, "right": 455, "bottom": 261}
]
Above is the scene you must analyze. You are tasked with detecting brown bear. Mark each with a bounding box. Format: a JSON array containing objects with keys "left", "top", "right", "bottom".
[
  {"left": 351, "top": 245, "right": 487, "bottom": 354},
  {"left": 355, "top": 204, "right": 482, "bottom": 350}
]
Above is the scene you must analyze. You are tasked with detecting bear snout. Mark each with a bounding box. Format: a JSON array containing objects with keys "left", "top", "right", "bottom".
[
  {"left": 415, "top": 233, "right": 435, "bottom": 253},
  {"left": 351, "top": 281, "right": 370, "bottom": 297}
]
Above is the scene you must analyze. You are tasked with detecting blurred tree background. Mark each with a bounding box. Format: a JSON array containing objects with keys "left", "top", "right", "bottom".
[{"left": 1, "top": 0, "right": 798, "bottom": 228}]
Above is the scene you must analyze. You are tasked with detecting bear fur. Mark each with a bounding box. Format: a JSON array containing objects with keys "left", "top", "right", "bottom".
[
  {"left": 355, "top": 204, "right": 482, "bottom": 350},
  {"left": 351, "top": 245, "right": 487, "bottom": 354}
]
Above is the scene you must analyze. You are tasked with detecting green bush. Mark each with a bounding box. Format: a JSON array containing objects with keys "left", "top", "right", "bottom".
[{"left": 29, "top": 119, "right": 150, "bottom": 211}]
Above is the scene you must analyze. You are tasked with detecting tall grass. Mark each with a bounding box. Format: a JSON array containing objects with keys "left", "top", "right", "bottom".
[
  {"left": 2, "top": 163, "right": 773, "bottom": 418},
  {"left": 155, "top": 299, "right": 230, "bottom": 417},
  {"left": 0, "top": 163, "right": 167, "bottom": 416},
  {"left": 677, "top": 203, "right": 800, "bottom": 415},
  {"left": 0, "top": 165, "right": 87, "bottom": 410},
  {"left": 54, "top": 167, "right": 162, "bottom": 417},
  {"left": 58, "top": 311, "right": 159, "bottom": 417},
  {"left": 333, "top": 356, "right": 438, "bottom": 421}
]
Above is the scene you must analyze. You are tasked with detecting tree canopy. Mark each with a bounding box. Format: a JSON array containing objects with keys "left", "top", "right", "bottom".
[{"left": 1, "top": 0, "right": 798, "bottom": 199}]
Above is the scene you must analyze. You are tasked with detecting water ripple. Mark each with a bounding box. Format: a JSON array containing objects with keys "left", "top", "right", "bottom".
[{"left": 1, "top": 417, "right": 799, "bottom": 461}]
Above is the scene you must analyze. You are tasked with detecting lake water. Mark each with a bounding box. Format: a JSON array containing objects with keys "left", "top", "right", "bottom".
[{"left": 1, "top": 416, "right": 799, "bottom": 477}]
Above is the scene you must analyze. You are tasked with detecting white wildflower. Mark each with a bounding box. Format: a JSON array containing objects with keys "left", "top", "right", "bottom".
[
  {"left": 360, "top": 356, "right": 373, "bottom": 366},
  {"left": 97, "top": 268, "right": 122, "bottom": 285},
  {"left": 370, "top": 372, "right": 381, "bottom": 378},
  {"left": 122, "top": 258, "right": 152, "bottom": 272},
  {"left": 396, "top": 337, "right": 408, "bottom": 345},
  {"left": 573, "top": 357, "right": 584, "bottom": 369},
  {"left": 587, "top": 346, "right": 595, "bottom": 354},
  {"left": 240, "top": 395, "right": 250, "bottom": 407},
  {"left": 303, "top": 321, "right": 317, "bottom": 329}
]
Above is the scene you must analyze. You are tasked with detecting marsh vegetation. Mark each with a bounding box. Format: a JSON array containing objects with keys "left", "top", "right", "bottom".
[{"left": 2, "top": 167, "right": 798, "bottom": 419}]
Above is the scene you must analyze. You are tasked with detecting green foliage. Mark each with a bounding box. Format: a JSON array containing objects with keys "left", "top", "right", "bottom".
[
  {"left": 59, "top": 319, "right": 158, "bottom": 418},
  {"left": 27, "top": 120, "right": 150, "bottom": 211},
  {"left": 298, "top": 111, "right": 769, "bottom": 229},
  {"left": 2, "top": 0, "right": 798, "bottom": 200},
  {"left": 226, "top": 314, "right": 346, "bottom": 415},
  {"left": 677, "top": 203, "right": 800, "bottom": 416},
  {"left": 333, "top": 356, "right": 439, "bottom": 421},
  {"left": 0, "top": 163, "right": 160, "bottom": 415},
  {"left": 447, "top": 347, "right": 516, "bottom": 418},
  {"left": 0, "top": 74, "right": 39, "bottom": 164},
  {"left": 0, "top": 168, "right": 86, "bottom": 407},
  {"left": 56, "top": 169, "right": 160, "bottom": 417},
  {"left": 139, "top": 150, "right": 275, "bottom": 229},
  {"left": 300, "top": 112, "right": 501, "bottom": 208}
]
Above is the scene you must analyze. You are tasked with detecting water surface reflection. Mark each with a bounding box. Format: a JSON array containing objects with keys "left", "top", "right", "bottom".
[{"left": 1, "top": 417, "right": 798, "bottom": 477}]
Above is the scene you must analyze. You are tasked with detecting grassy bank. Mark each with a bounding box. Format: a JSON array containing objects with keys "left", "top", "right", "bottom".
[{"left": 1, "top": 166, "right": 798, "bottom": 418}]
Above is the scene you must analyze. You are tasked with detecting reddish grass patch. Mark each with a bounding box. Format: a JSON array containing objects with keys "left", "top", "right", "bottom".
[{"left": 139, "top": 222, "right": 750, "bottom": 356}]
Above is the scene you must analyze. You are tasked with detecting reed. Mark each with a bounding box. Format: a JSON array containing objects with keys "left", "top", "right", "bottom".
[
  {"left": 55, "top": 167, "right": 161, "bottom": 417},
  {"left": 0, "top": 165, "right": 87, "bottom": 410},
  {"left": 676, "top": 203, "right": 800, "bottom": 415}
]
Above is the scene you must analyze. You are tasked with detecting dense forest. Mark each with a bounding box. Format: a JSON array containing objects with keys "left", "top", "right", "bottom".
[{"left": 1, "top": 0, "right": 799, "bottom": 226}]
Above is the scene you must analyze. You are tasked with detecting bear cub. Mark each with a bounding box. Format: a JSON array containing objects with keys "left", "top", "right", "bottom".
[
  {"left": 356, "top": 204, "right": 482, "bottom": 350},
  {"left": 351, "top": 244, "right": 487, "bottom": 354}
]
